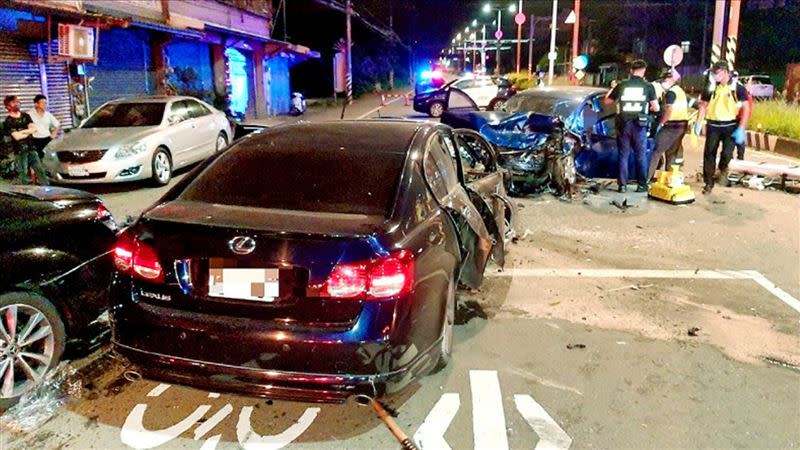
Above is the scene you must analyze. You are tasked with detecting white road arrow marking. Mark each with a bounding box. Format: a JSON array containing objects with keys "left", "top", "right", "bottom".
[
  {"left": 146, "top": 383, "right": 171, "bottom": 397},
  {"left": 414, "top": 393, "right": 460, "bottom": 450},
  {"left": 236, "top": 406, "right": 320, "bottom": 450},
  {"left": 194, "top": 404, "right": 234, "bottom": 440},
  {"left": 199, "top": 434, "right": 222, "bottom": 450},
  {"left": 514, "top": 395, "right": 572, "bottom": 450},
  {"left": 470, "top": 370, "right": 509, "bottom": 450},
  {"left": 121, "top": 404, "right": 212, "bottom": 449}
]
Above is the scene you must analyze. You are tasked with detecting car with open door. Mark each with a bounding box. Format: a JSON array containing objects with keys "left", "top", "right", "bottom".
[
  {"left": 110, "top": 120, "right": 510, "bottom": 402},
  {"left": 0, "top": 185, "right": 117, "bottom": 409}
]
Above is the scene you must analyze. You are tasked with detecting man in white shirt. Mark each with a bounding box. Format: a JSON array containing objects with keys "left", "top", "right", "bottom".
[{"left": 28, "top": 94, "right": 60, "bottom": 158}]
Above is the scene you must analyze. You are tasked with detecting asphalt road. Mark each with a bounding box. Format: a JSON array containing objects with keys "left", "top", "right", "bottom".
[{"left": 2, "top": 95, "right": 799, "bottom": 450}]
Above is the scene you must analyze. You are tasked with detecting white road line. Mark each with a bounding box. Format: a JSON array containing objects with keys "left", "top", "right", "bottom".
[
  {"left": 489, "top": 268, "right": 800, "bottom": 315},
  {"left": 146, "top": 383, "right": 171, "bottom": 397},
  {"left": 514, "top": 395, "right": 573, "bottom": 450},
  {"left": 470, "top": 370, "right": 509, "bottom": 450},
  {"left": 355, "top": 91, "right": 412, "bottom": 120},
  {"left": 236, "top": 406, "right": 320, "bottom": 450},
  {"left": 414, "top": 393, "right": 460, "bottom": 450},
  {"left": 199, "top": 435, "right": 222, "bottom": 450},
  {"left": 121, "top": 404, "right": 212, "bottom": 449},
  {"left": 208, "top": 392, "right": 221, "bottom": 398},
  {"left": 745, "top": 271, "right": 800, "bottom": 314},
  {"left": 194, "top": 404, "right": 234, "bottom": 440}
]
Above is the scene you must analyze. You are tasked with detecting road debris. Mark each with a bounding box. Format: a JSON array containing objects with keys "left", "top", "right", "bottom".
[
  {"left": 688, "top": 327, "right": 701, "bottom": 337},
  {"left": 606, "top": 284, "right": 654, "bottom": 293},
  {"left": 0, "top": 363, "right": 82, "bottom": 433},
  {"left": 566, "top": 344, "right": 587, "bottom": 350}
]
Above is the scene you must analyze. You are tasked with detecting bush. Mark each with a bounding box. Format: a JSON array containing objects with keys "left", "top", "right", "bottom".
[
  {"left": 749, "top": 100, "right": 800, "bottom": 140},
  {"left": 506, "top": 72, "right": 537, "bottom": 91}
]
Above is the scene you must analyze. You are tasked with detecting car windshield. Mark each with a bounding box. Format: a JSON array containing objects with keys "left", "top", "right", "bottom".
[
  {"left": 82, "top": 103, "right": 166, "bottom": 128},
  {"left": 752, "top": 76, "right": 771, "bottom": 84},
  {"left": 178, "top": 128, "right": 410, "bottom": 216},
  {"left": 504, "top": 94, "right": 582, "bottom": 119}
]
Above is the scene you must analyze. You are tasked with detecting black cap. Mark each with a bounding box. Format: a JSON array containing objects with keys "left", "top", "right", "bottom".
[
  {"left": 630, "top": 59, "right": 647, "bottom": 71},
  {"left": 659, "top": 68, "right": 674, "bottom": 79},
  {"left": 711, "top": 61, "right": 730, "bottom": 73}
]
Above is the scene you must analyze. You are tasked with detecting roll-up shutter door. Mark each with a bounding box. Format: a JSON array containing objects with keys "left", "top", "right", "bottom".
[
  {"left": 0, "top": 34, "right": 43, "bottom": 114},
  {"left": 43, "top": 62, "right": 73, "bottom": 129},
  {"left": 85, "top": 28, "right": 153, "bottom": 110}
]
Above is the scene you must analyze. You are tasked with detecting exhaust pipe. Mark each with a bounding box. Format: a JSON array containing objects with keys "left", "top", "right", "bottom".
[{"left": 123, "top": 369, "right": 142, "bottom": 383}]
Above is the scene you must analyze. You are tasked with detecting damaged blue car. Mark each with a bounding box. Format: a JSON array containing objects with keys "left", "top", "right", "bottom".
[{"left": 440, "top": 86, "right": 656, "bottom": 195}]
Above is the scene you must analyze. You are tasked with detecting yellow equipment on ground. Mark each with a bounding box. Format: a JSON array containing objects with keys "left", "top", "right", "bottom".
[{"left": 648, "top": 164, "right": 696, "bottom": 204}]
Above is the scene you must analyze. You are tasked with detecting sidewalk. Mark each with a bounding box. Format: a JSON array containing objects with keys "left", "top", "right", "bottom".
[{"left": 247, "top": 87, "right": 413, "bottom": 127}]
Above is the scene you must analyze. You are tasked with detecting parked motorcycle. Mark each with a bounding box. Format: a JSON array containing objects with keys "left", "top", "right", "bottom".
[
  {"left": 289, "top": 92, "right": 307, "bottom": 116},
  {"left": 480, "top": 113, "right": 577, "bottom": 197}
]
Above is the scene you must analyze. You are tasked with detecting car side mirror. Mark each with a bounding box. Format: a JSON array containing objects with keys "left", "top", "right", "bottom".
[{"left": 168, "top": 114, "right": 182, "bottom": 125}]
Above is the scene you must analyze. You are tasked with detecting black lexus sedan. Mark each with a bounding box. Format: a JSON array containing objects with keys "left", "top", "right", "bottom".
[
  {"left": 110, "top": 120, "right": 511, "bottom": 402},
  {"left": 0, "top": 185, "right": 117, "bottom": 409}
]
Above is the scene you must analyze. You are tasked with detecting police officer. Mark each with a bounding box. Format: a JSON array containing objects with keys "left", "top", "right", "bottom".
[
  {"left": 649, "top": 68, "right": 692, "bottom": 179},
  {"left": 604, "top": 60, "right": 660, "bottom": 193},
  {"left": 695, "top": 61, "right": 750, "bottom": 194}
]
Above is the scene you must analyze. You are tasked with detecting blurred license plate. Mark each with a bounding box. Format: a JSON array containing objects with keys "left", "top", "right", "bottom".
[
  {"left": 208, "top": 268, "right": 280, "bottom": 302},
  {"left": 67, "top": 166, "right": 89, "bottom": 177}
]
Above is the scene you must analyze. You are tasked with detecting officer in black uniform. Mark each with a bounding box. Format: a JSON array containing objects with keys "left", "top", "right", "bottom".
[{"left": 604, "top": 60, "right": 660, "bottom": 193}]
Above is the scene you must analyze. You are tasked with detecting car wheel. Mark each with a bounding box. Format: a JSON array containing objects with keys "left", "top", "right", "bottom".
[
  {"left": 215, "top": 132, "right": 228, "bottom": 152},
  {"left": 429, "top": 101, "right": 446, "bottom": 118},
  {"left": 434, "top": 278, "right": 456, "bottom": 371},
  {"left": 488, "top": 98, "right": 506, "bottom": 111},
  {"left": 0, "top": 292, "right": 66, "bottom": 410},
  {"left": 151, "top": 147, "right": 172, "bottom": 186}
]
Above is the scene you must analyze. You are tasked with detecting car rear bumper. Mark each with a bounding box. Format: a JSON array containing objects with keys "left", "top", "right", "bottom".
[{"left": 113, "top": 341, "right": 411, "bottom": 403}]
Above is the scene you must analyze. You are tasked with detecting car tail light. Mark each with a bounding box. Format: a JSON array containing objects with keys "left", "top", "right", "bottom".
[
  {"left": 320, "top": 251, "right": 414, "bottom": 300},
  {"left": 97, "top": 203, "right": 113, "bottom": 221},
  {"left": 113, "top": 231, "right": 164, "bottom": 283}
]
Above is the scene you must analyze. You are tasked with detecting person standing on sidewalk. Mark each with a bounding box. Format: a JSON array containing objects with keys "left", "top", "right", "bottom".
[
  {"left": 649, "top": 69, "right": 691, "bottom": 179},
  {"left": 28, "top": 94, "right": 60, "bottom": 159},
  {"left": 694, "top": 62, "right": 750, "bottom": 194},
  {"left": 3, "top": 95, "right": 48, "bottom": 185},
  {"left": 732, "top": 72, "right": 753, "bottom": 161},
  {"left": 604, "top": 60, "right": 660, "bottom": 193}
]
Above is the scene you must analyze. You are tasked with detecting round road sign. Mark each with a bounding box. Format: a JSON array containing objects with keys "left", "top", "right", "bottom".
[
  {"left": 548, "top": 51, "right": 558, "bottom": 61},
  {"left": 663, "top": 44, "right": 684, "bottom": 67},
  {"left": 515, "top": 13, "right": 526, "bottom": 25},
  {"left": 494, "top": 30, "right": 503, "bottom": 40},
  {"left": 573, "top": 54, "right": 589, "bottom": 70}
]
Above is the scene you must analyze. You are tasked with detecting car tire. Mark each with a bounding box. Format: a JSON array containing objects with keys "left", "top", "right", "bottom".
[
  {"left": 151, "top": 147, "right": 172, "bottom": 186},
  {"left": 429, "top": 101, "right": 446, "bottom": 118},
  {"left": 0, "top": 292, "right": 66, "bottom": 411},
  {"left": 488, "top": 97, "right": 506, "bottom": 111},
  {"left": 215, "top": 132, "right": 228, "bottom": 152},
  {"left": 434, "top": 277, "right": 456, "bottom": 372}
]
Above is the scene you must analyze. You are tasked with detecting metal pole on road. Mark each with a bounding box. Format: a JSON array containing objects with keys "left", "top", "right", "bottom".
[
  {"left": 710, "top": 0, "right": 727, "bottom": 65},
  {"left": 548, "top": 0, "right": 558, "bottom": 86},
  {"left": 515, "top": 0, "right": 523, "bottom": 74},
  {"left": 726, "top": 0, "right": 741, "bottom": 70},
  {"left": 496, "top": 8, "right": 502, "bottom": 74},
  {"left": 345, "top": 0, "right": 353, "bottom": 105},
  {"left": 571, "top": 0, "right": 580, "bottom": 61},
  {"left": 527, "top": 14, "right": 534, "bottom": 75}
]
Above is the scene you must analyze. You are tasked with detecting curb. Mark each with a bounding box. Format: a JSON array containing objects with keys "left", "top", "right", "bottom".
[{"left": 746, "top": 130, "right": 800, "bottom": 159}]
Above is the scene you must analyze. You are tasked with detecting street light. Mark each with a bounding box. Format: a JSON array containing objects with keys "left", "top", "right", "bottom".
[
  {"left": 483, "top": 2, "right": 517, "bottom": 75},
  {"left": 472, "top": 19, "right": 478, "bottom": 27}
]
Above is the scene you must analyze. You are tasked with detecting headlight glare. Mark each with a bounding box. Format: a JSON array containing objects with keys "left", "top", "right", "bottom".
[{"left": 114, "top": 142, "right": 147, "bottom": 159}]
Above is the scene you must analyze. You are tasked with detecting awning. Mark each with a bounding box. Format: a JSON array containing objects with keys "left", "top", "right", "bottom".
[
  {"left": 131, "top": 20, "right": 204, "bottom": 39},
  {"left": 204, "top": 23, "right": 319, "bottom": 61}
]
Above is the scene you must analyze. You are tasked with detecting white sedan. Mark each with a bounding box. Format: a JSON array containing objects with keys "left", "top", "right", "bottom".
[
  {"left": 450, "top": 75, "right": 501, "bottom": 108},
  {"left": 44, "top": 96, "right": 231, "bottom": 185}
]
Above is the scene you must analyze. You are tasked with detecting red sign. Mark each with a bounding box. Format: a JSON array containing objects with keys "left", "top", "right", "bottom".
[
  {"left": 515, "top": 13, "right": 526, "bottom": 25},
  {"left": 494, "top": 30, "right": 503, "bottom": 40}
]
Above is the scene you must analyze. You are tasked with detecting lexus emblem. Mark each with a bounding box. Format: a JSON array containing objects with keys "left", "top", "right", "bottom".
[{"left": 228, "top": 236, "right": 256, "bottom": 255}]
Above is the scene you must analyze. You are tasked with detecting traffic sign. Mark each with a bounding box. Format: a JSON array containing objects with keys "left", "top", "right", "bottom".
[
  {"left": 573, "top": 54, "right": 589, "bottom": 70},
  {"left": 494, "top": 30, "right": 503, "bottom": 40},
  {"left": 575, "top": 69, "right": 585, "bottom": 80},
  {"left": 515, "top": 13, "right": 526, "bottom": 25},
  {"left": 663, "top": 44, "right": 684, "bottom": 67},
  {"left": 548, "top": 51, "right": 558, "bottom": 61}
]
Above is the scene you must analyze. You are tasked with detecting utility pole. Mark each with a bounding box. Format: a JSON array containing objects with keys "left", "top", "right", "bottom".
[
  {"left": 388, "top": 1, "right": 394, "bottom": 90},
  {"left": 701, "top": 0, "right": 709, "bottom": 69},
  {"left": 345, "top": 0, "right": 352, "bottom": 105},
  {"left": 481, "top": 25, "right": 487, "bottom": 72},
  {"left": 496, "top": 8, "right": 502, "bottom": 74},
  {"left": 548, "top": 0, "right": 557, "bottom": 85},
  {"left": 726, "top": 0, "right": 741, "bottom": 70},
  {"left": 515, "top": 0, "right": 523, "bottom": 74},
  {"left": 571, "top": 0, "right": 580, "bottom": 61},
  {"left": 711, "top": 0, "right": 727, "bottom": 66},
  {"left": 528, "top": 14, "right": 535, "bottom": 76}
]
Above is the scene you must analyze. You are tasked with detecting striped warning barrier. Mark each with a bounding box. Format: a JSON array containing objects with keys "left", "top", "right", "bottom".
[
  {"left": 380, "top": 93, "right": 412, "bottom": 107},
  {"left": 725, "top": 36, "right": 737, "bottom": 70}
]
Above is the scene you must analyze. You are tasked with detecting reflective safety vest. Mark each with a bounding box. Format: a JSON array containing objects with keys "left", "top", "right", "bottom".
[
  {"left": 706, "top": 82, "right": 741, "bottom": 122},
  {"left": 619, "top": 85, "right": 649, "bottom": 116},
  {"left": 652, "top": 82, "right": 665, "bottom": 101},
  {"left": 667, "top": 85, "right": 689, "bottom": 122}
]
